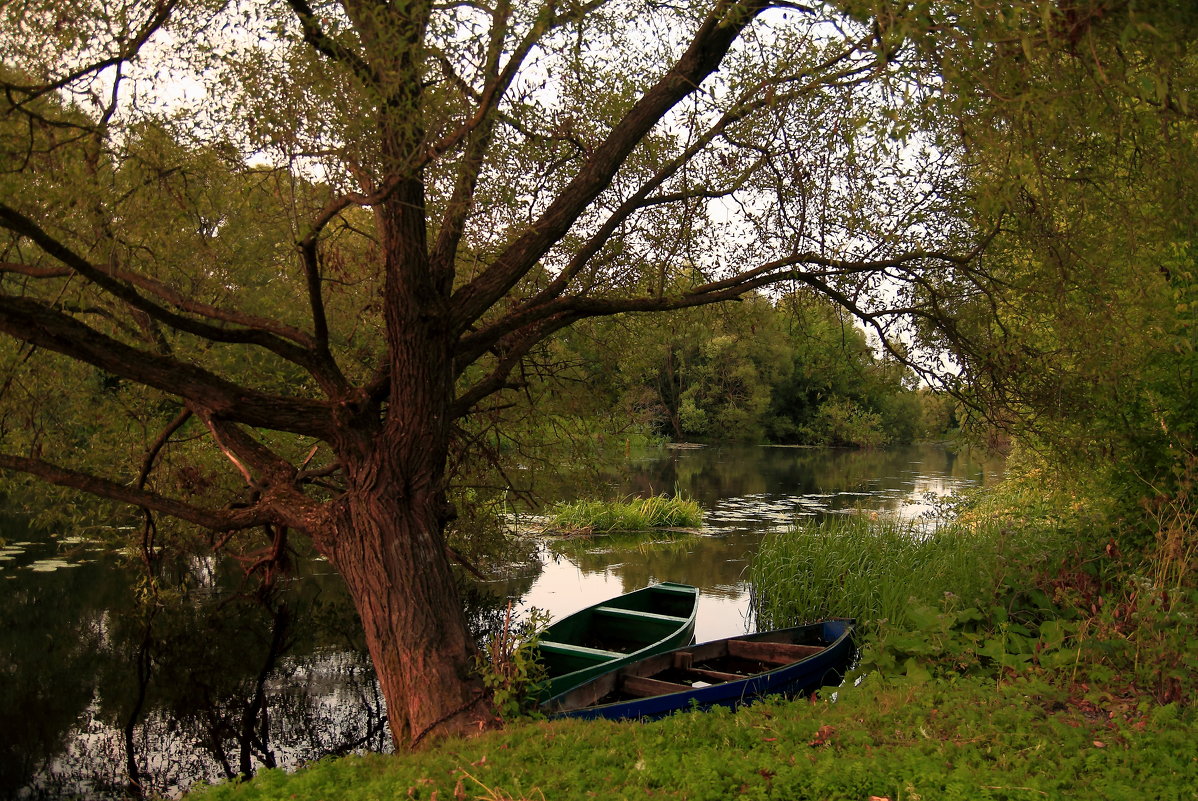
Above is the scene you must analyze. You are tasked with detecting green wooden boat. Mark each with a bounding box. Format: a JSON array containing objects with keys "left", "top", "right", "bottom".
[{"left": 537, "top": 582, "right": 699, "bottom": 699}]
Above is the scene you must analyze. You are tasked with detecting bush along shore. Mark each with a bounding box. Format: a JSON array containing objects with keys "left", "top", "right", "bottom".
[{"left": 192, "top": 462, "right": 1198, "bottom": 800}]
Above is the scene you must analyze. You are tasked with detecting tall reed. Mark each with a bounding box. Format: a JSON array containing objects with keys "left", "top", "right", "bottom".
[
  {"left": 748, "top": 514, "right": 1007, "bottom": 631},
  {"left": 547, "top": 494, "right": 703, "bottom": 535}
]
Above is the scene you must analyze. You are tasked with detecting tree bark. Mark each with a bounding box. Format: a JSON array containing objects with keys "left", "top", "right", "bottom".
[
  {"left": 324, "top": 478, "right": 490, "bottom": 746},
  {"left": 321, "top": 114, "right": 492, "bottom": 742}
]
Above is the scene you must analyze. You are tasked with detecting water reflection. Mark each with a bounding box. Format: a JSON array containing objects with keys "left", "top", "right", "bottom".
[
  {"left": 497, "top": 444, "right": 1002, "bottom": 642},
  {"left": 1, "top": 526, "right": 394, "bottom": 799},
  {"left": 1, "top": 444, "right": 1000, "bottom": 799}
]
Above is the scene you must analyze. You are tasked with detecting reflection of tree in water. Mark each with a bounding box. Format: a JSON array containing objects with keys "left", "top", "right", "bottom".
[
  {"left": 0, "top": 526, "right": 115, "bottom": 797},
  {"left": 552, "top": 530, "right": 757, "bottom": 600},
  {"left": 7, "top": 546, "right": 535, "bottom": 800},
  {"left": 525, "top": 445, "right": 1000, "bottom": 513},
  {"left": 546, "top": 530, "right": 699, "bottom": 563},
  {"left": 31, "top": 645, "right": 392, "bottom": 799},
  {"left": 15, "top": 554, "right": 395, "bottom": 799},
  {"left": 612, "top": 445, "right": 1001, "bottom": 512}
]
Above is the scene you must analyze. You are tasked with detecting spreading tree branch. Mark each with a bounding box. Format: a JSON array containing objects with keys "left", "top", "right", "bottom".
[
  {"left": 0, "top": 452, "right": 271, "bottom": 531},
  {"left": 136, "top": 408, "right": 193, "bottom": 490},
  {"left": 0, "top": 201, "right": 344, "bottom": 391},
  {"left": 448, "top": 0, "right": 773, "bottom": 334},
  {"left": 453, "top": 66, "right": 872, "bottom": 371},
  {"left": 0, "top": 293, "right": 335, "bottom": 439},
  {"left": 284, "top": 0, "right": 380, "bottom": 87},
  {"left": 429, "top": 0, "right": 612, "bottom": 279},
  {"left": 451, "top": 246, "right": 985, "bottom": 417},
  {"left": 2, "top": 0, "right": 180, "bottom": 106}
]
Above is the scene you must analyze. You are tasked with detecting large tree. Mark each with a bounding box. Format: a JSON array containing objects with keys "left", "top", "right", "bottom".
[
  {"left": 892, "top": 0, "right": 1198, "bottom": 480},
  {"left": 0, "top": 0, "right": 983, "bottom": 744}
]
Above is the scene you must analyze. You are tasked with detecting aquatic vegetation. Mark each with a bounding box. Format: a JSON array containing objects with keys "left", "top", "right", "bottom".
[
  {"left": 748, "top": 514, "right": 1018, "bottom": 631},
  {"left": 545, "top": 494, "right": 703, "bottom": 536},
  {"left": 26, "top": 559, "right": 80, "bottom": 572}
]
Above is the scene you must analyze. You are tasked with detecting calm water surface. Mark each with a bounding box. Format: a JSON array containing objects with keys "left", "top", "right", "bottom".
[
  {"left": 0, "top": 444, "right": 1001, "bottom": 799},
  {"left": 496, "top": 444, "right": 1003, "bottom": 642}
]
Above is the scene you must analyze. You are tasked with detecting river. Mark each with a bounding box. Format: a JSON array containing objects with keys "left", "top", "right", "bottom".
[{"left": 0, "top": 444, "right": 1001, "bottom": 799}]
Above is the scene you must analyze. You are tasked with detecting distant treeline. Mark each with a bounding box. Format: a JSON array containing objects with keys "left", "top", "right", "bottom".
[{"left": 528, "top": 290, "right": 956, "bottom": 448}]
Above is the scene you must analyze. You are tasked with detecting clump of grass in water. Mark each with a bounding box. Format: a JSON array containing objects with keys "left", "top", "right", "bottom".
[
  {"left": 749, "top": 514, "right": 1007, "bottom": 631},
  {"left": 547, "top": 494, "right": 703, "bottom": 536}
]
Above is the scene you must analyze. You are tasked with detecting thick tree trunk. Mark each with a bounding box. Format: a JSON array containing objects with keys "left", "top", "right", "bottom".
[
  {"left": 325, "top": 479, "right": 492, "bottom": 746},
  {"left": 316, "top": 148, "right": 493, "bottom": 744},
  {"left": 301, "top": 18, "right": 497, "bottom": 743}
]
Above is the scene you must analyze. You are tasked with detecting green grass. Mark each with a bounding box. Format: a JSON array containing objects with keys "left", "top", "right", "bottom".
[
  {"left": 546, "top": 494, "right": 703, "bottom": 536},
  {"left": 190, "top": 472, "right": 1198, "bottom": 801},
  {"left": 748, "top": 514, "right": 1045, "bottom": 632},
  {"left": 190, "top": 674, "right": 1198, "bottom": 800}
]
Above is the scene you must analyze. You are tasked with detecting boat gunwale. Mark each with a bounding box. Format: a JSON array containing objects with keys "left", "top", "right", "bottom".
[
  {"left": 542, "top": 618, "right": 856, "bottom": 718},
  {"left": 537, "top": 582, "right": 701, "bottom": 699}
]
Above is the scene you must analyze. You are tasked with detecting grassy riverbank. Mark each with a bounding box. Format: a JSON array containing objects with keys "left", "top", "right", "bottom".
[
  {"left": 193, "top": 573, "right": 1198, "bottom": 801},
  {"left": 192, "top": 672, "right": 1197, "bottom": 800},
  {"left": 193, "top": 461, "right": 1198, "bottom": 800}
]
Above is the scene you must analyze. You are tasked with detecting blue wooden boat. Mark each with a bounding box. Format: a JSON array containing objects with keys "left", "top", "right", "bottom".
[
  {"left": 537, "top": 582, "right": 699, "bottom": 700},
  {"left": 541, "top": 618, "right": 855, "bottom": 720}
]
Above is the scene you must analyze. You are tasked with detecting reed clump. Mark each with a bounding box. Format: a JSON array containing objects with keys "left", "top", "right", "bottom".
[
  {"left": 547, "top": 494, "right": 703, "bottom": 536},
  {"left": 749, "top": 514, "right": 1012, "bottom": 631}
]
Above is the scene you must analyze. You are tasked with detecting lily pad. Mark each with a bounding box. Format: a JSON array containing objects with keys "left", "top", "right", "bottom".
[{"left": 27, "top": 559, "right": 80, "bottom": 572}]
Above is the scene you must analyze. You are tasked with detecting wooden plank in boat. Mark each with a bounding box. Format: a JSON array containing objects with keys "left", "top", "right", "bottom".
[
  {"left": 621, "top": 675, "right": 690, "bottom": 698},
  {"left": 594, "top": 606, "right": 690, "bottom": 624},
  {"left": 686, "top": 667, "right": 744, "bottom": 683},
  {"left": 539, "top": 641, "right": 624, "bottom": 660},
  {"left": 671, "top": 651, "right": 694, "bottom": 670},
  {"left": 726, "top": 639, "right": 825, "bottom": 664}
]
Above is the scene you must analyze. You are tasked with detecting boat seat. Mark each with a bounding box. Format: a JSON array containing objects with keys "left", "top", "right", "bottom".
[
  {"left": 593, "top": 606, "right": 690, "bottom": 625},
  {"left": 684, "top": 666, "right": 745, "bottom": 683},
  {"left": 538, "top": 640, "right": 623, "bottom": 661},
  {"left": 620, "top": 674, "right": 690, "bottom": 698},
  {"left": 726, "top": 639, "right": 826, "bottom": 665},
  {"left": 652, "top": 582, "right": 698, "bottom": 595}
]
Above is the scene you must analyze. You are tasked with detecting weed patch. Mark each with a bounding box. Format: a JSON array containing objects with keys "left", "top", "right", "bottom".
[
  {"left": 545, "top": 494, "right": 703, "bottom": 536},
  {"left": 473, "top": 604, "right": 549, "bottom": 726}
]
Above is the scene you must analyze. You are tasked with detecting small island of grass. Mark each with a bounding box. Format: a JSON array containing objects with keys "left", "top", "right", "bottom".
[{"left": 545, "top": 494, "right": 703, "bottom": 537}]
